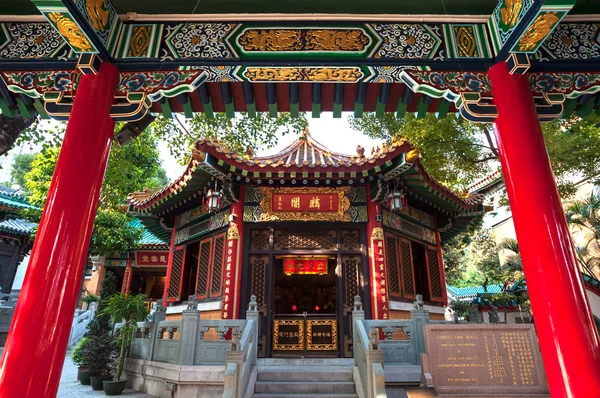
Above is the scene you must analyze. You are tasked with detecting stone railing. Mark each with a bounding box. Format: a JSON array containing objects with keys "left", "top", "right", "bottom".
[
  {"left": 67, "top": 303, "right": 96, "bottom": 348},
  {"left": 352, "top": 296, "right": 451, "bottom": 398},
  {"left": 222, "top": 296, "right": 259, "bottom": 398},
  {"left": 124, "top": 297, "right": 259, "bottom": 370}
]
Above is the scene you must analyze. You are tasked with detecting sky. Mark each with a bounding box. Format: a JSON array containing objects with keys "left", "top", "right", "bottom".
[{"left": 159, "top": 113, "right": 384, "bottom": 181}]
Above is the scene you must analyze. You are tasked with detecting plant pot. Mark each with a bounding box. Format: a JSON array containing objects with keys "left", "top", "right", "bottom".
[
  {"left": 78, "top": 370, "right": 99, "bottom": 386},
  {"left": 103, "top": 380, "right": 127, "bottom": 396},
  {"left": 90, "top": 375, "right": 113, "bottom": 390}
]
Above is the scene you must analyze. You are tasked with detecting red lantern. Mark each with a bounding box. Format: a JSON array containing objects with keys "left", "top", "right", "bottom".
[
  {"left": 386, "top": 190, "right": 404, "bottom": 214},
  {"left": 292, "top": 304, "right": 297, "bottom": 312},
  {"left": 315, "top": 305, "right": 320, "bottom": 312}
]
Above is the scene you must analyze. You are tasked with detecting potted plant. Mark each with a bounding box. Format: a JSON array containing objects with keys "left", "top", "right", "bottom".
[
  {"left": 82, "top": 294, "right": 99, "bottom": 310},
  {"left": 102, "top": 293, "right": 149, "bottom": 396},
  {"left": 72, "top": 337, "right": 91, "bottom": 384},
  {"left": 83, "top": 333, "right": 117, "bottom": 390}
]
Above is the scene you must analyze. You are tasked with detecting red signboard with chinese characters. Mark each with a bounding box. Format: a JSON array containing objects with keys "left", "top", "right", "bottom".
[
  {"left": 370, "top": 228, "right": 390, "bottom": 320},
  {"left": 283, "top": 258, "right": 328, "bottom": 275},
  {"left": 273, "top": 193, "right": 340, "bottom": 213},
  {"left": 135, "top": 251, "right": 169, "bottom": 267},
  {"left": 221, "top": 224, "right": 241, "bottom": 320}
]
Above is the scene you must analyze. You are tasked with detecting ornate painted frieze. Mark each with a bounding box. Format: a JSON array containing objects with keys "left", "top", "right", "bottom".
[
  {"left": 0, "top": 23, "right": 71, "bottom": 60},
  {"left": 382, "top": 209, "right": 436, "bottom": 245},
  {"left": 175, "top": 208, "right": 230, "bottom": 245},
  {"left": 488, "top": 0, "right": 535, "bottom": 53},
  {"left": 164, "top": 23, "right": 237, "bottom": 59},
  {"left": 538, "top": 23, "right": 600, "bottom": 60},
  {"left": 443, "top": 24, "right": 492, "bottom": 59},
  {"left": 240, "top": 66, "right": 365, "bottom": 82},
  {"left": 370, "top": 23, "right": 443, "bottom": 59},
  {"left": 117, "top": 24, "right": 164, "bottom": 58}
]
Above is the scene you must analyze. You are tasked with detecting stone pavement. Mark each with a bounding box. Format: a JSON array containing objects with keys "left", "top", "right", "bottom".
[{"left": 58, "top": 351, "right": 156, "bottom": 398}]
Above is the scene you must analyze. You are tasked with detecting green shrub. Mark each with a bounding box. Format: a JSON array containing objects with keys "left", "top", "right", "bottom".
[
  {"left": 72, "top": 337, "right": 90, "bottom": 368},
  {"left": 82, "top": 294, "right": 99, "bottom": 304}
]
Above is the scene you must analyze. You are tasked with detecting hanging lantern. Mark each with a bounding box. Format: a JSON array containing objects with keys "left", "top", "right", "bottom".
[
  {"left": 206, "top": 180, "right": 223, "bottom": 213},
  {"left": 386, "top": 189, "right": 404, "bottom": 214}
]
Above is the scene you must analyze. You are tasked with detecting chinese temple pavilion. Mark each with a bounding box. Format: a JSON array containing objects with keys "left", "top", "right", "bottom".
[
  {"left": 125, "top": 131, "right": 485, "bottom": 357},
  {"left": 1, "top": 0, "right": 600, "bottom": 397}
]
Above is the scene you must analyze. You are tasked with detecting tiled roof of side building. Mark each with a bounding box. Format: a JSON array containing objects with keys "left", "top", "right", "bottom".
[
  {"left": 0, "top": 218, "right": 37, "bottom": 236},
  {"left": 446, "top": 284, "right": 504, "bottom": 298},
  {"left": 0, "top": 185, "right": 37, "bottom": 212},
  {"left": 130, "top": 218, "right": 169, "bottom": 249}
]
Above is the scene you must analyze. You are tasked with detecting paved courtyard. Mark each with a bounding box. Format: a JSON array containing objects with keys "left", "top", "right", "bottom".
[{"left": 58, "top": 351, "right": 156, "bottom": 398}]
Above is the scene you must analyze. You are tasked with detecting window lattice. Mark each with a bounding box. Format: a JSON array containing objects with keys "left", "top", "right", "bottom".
[
  {"left": 341, "top": 230, "right": 361, "bottom": 251},
  {"left": 211, "top": 234, "right": 225, "bottom": 295},
  {"left": 342, "top": 255, "right": 360, "bottom": 307},
  {"left": 167, "top": 248, "right": 185, "bottom": 299},
  {"left": 427, "top": 248, "right": 443, "bottom": 299},
  {"left": 196, "top": 240, "right": 211, "bottom": 297},
  {"left": 250, "top": 229, "right": 270, "bottom": 251},
  {"left": 400, "top": 240, "right": 415, "bottom": 297},
  {"left": 386, "top": 236, "right": 400, "bottom": 295},
  {"left": 274, "top": 230, "right": 336, "bottom": 250},
  {"left": 250, "top": 255, "right": 267, "bottom": 309}
]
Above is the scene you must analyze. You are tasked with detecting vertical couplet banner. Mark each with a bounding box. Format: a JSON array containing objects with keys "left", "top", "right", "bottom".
[
  {"left": 367, "top": 197, "right": 389, "bottom": 320},
  {"left": 221, "top": 186, "right": 245, "bottom": 320}
]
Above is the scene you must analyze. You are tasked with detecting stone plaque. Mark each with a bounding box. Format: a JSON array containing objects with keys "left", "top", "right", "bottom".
[
  {"left": 273, "top": 319, "right": 303, "bottom": 350},
  {"left": 421, "top": 324, "right": 549, "bottom": 397}
]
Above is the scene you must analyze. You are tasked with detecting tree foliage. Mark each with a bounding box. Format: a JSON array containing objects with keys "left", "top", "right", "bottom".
[
  {"left": 9, "top": 153, "right": 35, "bottom": 193},
  {"left": 566, "top": 191, "right": 600, "bottom": 277},
  {"left": 349, "top": 113, "right": 600, "bottom": 197},
  {"left": 150, "top": 113, "right": 308, "bottom": 164},
  {"left": 22, "top": 129, "right": 168, "bottom": 255}
]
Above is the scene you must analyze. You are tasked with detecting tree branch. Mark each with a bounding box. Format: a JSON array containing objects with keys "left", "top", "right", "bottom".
[{"left": 482, "top": 127, "right": 499, "bottom": 159}]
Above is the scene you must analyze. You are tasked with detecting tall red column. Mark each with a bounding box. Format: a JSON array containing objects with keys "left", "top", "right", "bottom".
[
  {"left": 0, "top": 63, "right": 119, "bottom": 398},
  {"left": 222, "top": 186, "right": 245, "bottom": 320},
  {"left": 366, "top": 193, "right": 389, "bottom": 320},
  {"left": 489, "top": 61, "right": 600, "bottom": 397}
]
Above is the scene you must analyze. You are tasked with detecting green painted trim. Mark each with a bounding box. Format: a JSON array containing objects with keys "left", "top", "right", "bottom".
[
  {"left": 333, "top": 102, "right": 342, "bottom": 118},
  {"left": 416, "top": 97, "right": 429, "bottom": 118},
  {"left": 396, "top": 100, "right": 407, "bottom": 119},
  {"left": 576, "top": 98, "right": 595, "bottom": 118},
  {"left": 290, "top": 102, "right": 299, "bottom": 118},
  {"left": 15, "top": 97, "right": 32, "bottom": 118},
  {"left": 0, "top": 98, "right": 15, "bottom": 117},
  {"left": 268, "top": 102, "right": 278, "bottom": 118},
  {"left": 160, "top": 100, "right": 172, "bottom": 118},
  {"left": 354, "top": 102, "right": 364, "bottom": 118},
  {"left": 436, "top": 99, "right": 450, "bottom": 118},
  {"left": 375, "top": 100, "right": 386, "bottom": 119},
  {"left": 33, "top": 99, "right": 49, "bottom": 119},
  {"left": 561, "top": 99, "right": 577, "bottom": 119},
  {"left": 182, "top": 99, "right": 194, "bottom": 118},
  {"left": 225, "top": 102, "right": 235, "bottom": 118},
  {"left": 203, "top": 100, "right": 214, "bottom": 119},
  {"left": 312, "top": 103, "right": 321, "bottom": 118},
  {"left": 246, "top": 102, "right": 257, "bottom": 118}
]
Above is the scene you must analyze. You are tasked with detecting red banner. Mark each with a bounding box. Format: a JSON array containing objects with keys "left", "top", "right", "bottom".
[
  {"left": 221, "top": 224, "right": 241, "bottom": 320},
  {"left": 273, "top": 193, "right": 340, "bottom": 213},
  {"left": 283, "top": 258, "right": 328, "bottom": 275},
  {"left": 370, "top": 227, "right": 390, "bottom": 320},
  {"left": 135, "top": 251, "right": 169, "bottom": 267}
]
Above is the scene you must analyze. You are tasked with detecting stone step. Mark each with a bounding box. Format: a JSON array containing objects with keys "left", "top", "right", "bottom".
[
  {"left": 257, "top": 358, "right": 354, "bottom": 367},
  {"left": 257, "top": 366, "right": 354, "bottom": 382},
  {"left": 252, "top": 394, "right": 358, "bottom": 398},
  {"left": 254, "top": 381, "right": 356, "bottom": 395}
]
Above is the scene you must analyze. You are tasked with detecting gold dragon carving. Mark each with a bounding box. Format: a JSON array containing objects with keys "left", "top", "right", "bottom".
[
  {"left": 517, "top": 12, "right": 560, "bottom": 51},
  {"left": 85, "top": 0, "right": 110, "bottom": 32},
  {"left": 239, "top": 29, "right": 302, "bottom": 51},
  {"left": 48, "top": 12, "right": 93, "bottom": 52},
  {"left": 500, "top": 0, "right": 523, "bottom": 29},
  {"left": 243, "top": 67, "right": 363, "bottom": 82},
  {"left": 304, "top": 29, "right": 369, "bottom": 51}
]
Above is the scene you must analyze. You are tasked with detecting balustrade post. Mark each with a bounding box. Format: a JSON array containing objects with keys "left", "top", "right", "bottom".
[
  {"left": 410, "top": 294, "right": 429, "bottom": 365},
  {"left": 352, "top": 296, "right": 365, "bottom": 366},
  {"left": 246, "top": 295, "right": 259, "bottom": 361},
  {"left": 179, "top": 297, "right": 201, "bottom": 365},
  {"left": 148, "top": 300, "right": 167, "bottom": 361}
]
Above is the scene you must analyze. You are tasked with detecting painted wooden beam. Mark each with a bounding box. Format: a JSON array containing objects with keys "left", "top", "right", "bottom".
[
  {"left": 290, "top": 83, "right": 299, "bottom": 118},
  {"left": 397, "top": 87, "right": 412, "bottom": 119},
  {"left": 243, "top": 82, "right": 256, "bottom": 118},
  {"left": 436, "top": 98, "right": 450, "bottom": 118},
  {"left": 333, "top": 83, "right": 344, "bottom": 119},
  {"left": 312, "top": 83, "right": 321, "bottom": 118},
  {"left": 354, "top": 82, "right": 366, "bottom": 118},
  {"left": 198, "top": 83, "right": 214, "bottom": 119},
  {"left": 267, "top": 83, "right": 277, "bottom": 118},
  {"left": 177, "top": 93, "right": 194, "bottom": 119},
  {"left": 220, "top": 82, "right": 235, "bottom": 118}
]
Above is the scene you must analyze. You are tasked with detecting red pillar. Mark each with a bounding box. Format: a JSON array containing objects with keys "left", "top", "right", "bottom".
[
  {"left": 489, "top": 61, "right": 600, "bottom": 397},
  {"left": 162, "top": 216, "right": 179, "bottom": 302},
  {"left": 121, "top": 258, "right": 133, "bottom": 294},
  {"left": 0, "top": 63, "right": 119, "bottom": 398},
  {"left": 222, "top": 186, "right": 245, "bottom": 320},
  {"left": 366, "top": 193, "right": 389, "bottom": 320}
]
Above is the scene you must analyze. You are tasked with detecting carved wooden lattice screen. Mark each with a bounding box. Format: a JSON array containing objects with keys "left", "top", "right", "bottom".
[
  {"left": 210, "top": 233, "right": 226, "bottom": 296},
  {"left": 425, "top": 245, "right": 444, "bottom": 302},
  {"left": 399, "top": 239, "right": 415, "bottom": 299},
  {"left": 195, "top": 237, "right": 212, "bottom": 298},
  {"left": 384, "top": 233, "right": 416, "bottom": 299},
  {"left": 167, "top": 246, "right": 186, "bottom": 301},
  {"left": 249, "top": 255, "right": 268, "bottom": 310}
]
